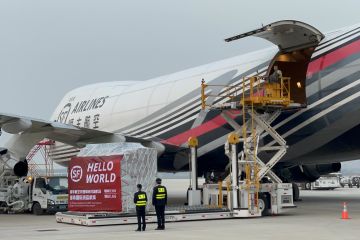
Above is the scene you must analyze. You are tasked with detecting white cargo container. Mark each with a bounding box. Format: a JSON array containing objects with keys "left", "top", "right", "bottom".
[{"left": 76, "top": 143, "right": 158, "bottom": 212}]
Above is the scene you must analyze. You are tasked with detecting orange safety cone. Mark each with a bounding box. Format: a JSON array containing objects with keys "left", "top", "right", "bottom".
[{"left": 341, "top": 202, "right": 350, "bottom": 220}]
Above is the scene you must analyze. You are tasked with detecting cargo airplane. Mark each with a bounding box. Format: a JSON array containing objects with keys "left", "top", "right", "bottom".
[{"left": 1, "top": 20, "right": 360, "bottom": 188}]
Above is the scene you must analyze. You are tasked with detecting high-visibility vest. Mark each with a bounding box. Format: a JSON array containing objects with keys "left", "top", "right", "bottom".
[
  {"left": 156, "top": 187, "right": 166, "bottom": 199},
  {"left": 136, "top": 193, "right": 147, "bottom": 206}
]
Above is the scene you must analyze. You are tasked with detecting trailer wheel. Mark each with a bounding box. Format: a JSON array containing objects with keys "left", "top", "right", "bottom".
[
  {"left": 258, "top": 193, "right": 270, "bottom": 216},
  {"left": 292, "top": 183, "right": 300, "bottom": 201},
  {"left": 0, "top": 202, "right": 8, "bottom": 214},
  {"left": 32, "top": 203, "right": 43, "bottom": 215}
]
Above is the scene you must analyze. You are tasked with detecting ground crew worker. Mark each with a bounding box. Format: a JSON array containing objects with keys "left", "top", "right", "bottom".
[
  {"left": 134, "top": 184, "right": 147, "bottom": 231},
  {"left": 152, "top": 178, "right": 167, "bottom": 230},
  {"left": 269, "top": 65, "right": 283, "bottom": 83}
]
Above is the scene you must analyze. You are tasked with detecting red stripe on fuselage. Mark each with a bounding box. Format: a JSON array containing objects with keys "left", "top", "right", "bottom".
[
  {"left": 307, "top": 38, "right": 360, "bottom": 77},
  {"left": 163, "top": 112, "right": 238, "bottom": 146},
  {"left": 165, "top": 38, "right": 360, "bottom": 146}
]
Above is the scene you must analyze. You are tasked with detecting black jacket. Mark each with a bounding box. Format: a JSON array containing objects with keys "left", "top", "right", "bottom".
[{"left": 152, "top": 185, "right": 167, "bottom": 206}]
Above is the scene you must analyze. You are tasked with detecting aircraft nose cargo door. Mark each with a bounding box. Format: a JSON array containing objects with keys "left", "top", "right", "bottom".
[
  {"left": 225, "top": 20, "right": 324, "bottom": 106},
  {"left": 225, "top": 20, "right": 323, "bottom": 52}
]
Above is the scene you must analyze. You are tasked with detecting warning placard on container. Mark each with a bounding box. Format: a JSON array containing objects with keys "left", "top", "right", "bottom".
[{"left": 68, "top": 155, "right": 122, "bottom": 212}]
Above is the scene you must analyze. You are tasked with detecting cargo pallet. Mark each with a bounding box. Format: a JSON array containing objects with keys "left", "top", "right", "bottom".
[{"left": 56, "top": 206, "right": 232, "bottom": 226}]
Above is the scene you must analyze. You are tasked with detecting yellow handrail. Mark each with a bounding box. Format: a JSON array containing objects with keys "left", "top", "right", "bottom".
[{"left": 201, "top": 76, "right": 291, "bottom": 110}]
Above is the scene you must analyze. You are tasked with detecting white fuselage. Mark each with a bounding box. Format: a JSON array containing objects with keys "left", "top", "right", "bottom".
[{"left": 50, "top": 48, "right": 276, "bottom": 133}]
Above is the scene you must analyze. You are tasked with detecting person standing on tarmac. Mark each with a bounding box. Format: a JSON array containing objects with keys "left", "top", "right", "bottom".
[
  {"left": 152, "top": 178, "right": 167, "bottom": 230},
  {"left": 134, "top": 184, "right": 147, "bottom": 231}
]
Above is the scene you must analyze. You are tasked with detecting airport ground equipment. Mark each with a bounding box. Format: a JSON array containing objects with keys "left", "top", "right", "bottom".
[
  {"left": 0, "top": 174, "right": 68, "bottom": 214},
  {"left": 26, "top": 140, "right": 55, "bottom": 177},
  {"left": 340, "top": 176, "right": 360, "bottom": 188},
  {"left": 56, "top": 206, "right": 231, "bottom": 226},
  {"left": 200, "top": 75, "right": 296, "bottom": 217},
  {"left": 0, "top": 140, "right": 67, "bottom": 214},
  {"left": 350, "top": 176, "right": 360, "bottom": 188},
  {"left": 304, "top": 174, "right": 341, "bottom": 190},
  {"left": 187, "top": 137, "right": 202, "bottom": 206}
]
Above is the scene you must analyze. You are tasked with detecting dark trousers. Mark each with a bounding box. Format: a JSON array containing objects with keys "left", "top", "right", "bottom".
[
  {"left": 136, "top": 207, "right": 146, "bottom": 230},
  {"left": 155, "top": 205, "right": 165, "bottom": 228}
]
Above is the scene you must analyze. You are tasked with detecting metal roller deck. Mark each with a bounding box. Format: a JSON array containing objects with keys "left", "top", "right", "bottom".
[{"left": 56, "top": 206, "right": 232, "bottom": 226}]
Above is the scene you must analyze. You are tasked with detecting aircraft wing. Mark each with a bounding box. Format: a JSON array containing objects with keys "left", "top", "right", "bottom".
[{"left": 0, "top": 112, "right": 148, "bottom": 150}]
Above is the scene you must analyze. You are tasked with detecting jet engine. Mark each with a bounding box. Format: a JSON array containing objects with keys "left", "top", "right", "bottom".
[
  {"left": 0, "top": 148, "right": 29, "bottom": 177},
  {"left": 280, "top": 163, "right": 341, "bottom": 182}
]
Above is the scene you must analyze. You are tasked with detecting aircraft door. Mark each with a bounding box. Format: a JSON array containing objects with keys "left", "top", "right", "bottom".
[{"left": 225, "top": 20, "right": 324, "bottom": 106}]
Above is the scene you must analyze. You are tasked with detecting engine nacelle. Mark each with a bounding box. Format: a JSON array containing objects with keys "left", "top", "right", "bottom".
[
  {"left": 13, "top": 161, "right": 28, "bottom": 177},
  {"left": 281, "top": 163, "right": 341, "bottom": 182},
  {"left": 0, "top": 148, "right": 29, "bottom": 177}
]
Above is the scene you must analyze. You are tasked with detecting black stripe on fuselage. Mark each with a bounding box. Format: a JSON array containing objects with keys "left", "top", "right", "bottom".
[
  {"left": 133, "top": 104, "right": 201, "bottom": 136},
  {"left": 271, "top": 70, "right": 360, "bottom": 142},
  {"left": 307, "top": 57, "right": 360, "bottom": 105},
  {"left": 315, "top": 27, "right": 360, "bottom": 52},
  {"left": 125, "top": 98, "right": 200, "bottom": 135},
  {"left": 312, "top": 34, "right": 360, "bottom": 61},
  {"left": 285, "top": 92, "right": 360, "bottom": 146},
  {"left": 154, "top": 119, "right": 196, "bottom": 140},
  {"left": 307, "top": 48, "right": 360, "bottom": 87}
]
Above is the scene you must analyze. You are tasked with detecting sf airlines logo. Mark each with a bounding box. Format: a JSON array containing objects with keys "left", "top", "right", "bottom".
[
  {"left": 70, "top": 165, "right": 83, "bottom": 183},
  {"left": 57, "top": 103, "right": 72, "bottom": 123},
  {"left": 56, "top": 96, "right": 109, "bottom": 123}
]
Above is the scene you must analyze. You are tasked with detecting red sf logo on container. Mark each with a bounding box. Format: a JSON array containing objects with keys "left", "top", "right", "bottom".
[{"left": 70, "top": 165, "right": 83, "bottom": 182}]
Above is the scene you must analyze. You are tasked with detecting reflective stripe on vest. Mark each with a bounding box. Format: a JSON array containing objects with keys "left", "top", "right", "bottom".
[
  {"left": 156, "top": 187, "right": 166, "bottom": 199},
  {"left": 136, "top": 194, "right": 147, "bottom": 206}
]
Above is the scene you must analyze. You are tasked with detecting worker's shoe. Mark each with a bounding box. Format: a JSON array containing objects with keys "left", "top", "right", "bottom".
[
  {"left": 155, "top": 227, "right": 162, "bottom": 230},
  {"left": 135, "top": 228, "right": 141, "bottom": 232}
]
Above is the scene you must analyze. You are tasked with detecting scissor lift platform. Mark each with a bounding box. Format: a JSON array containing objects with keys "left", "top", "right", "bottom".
[{"left": 56, "top": 206, "right": 231, "bottom": 226}]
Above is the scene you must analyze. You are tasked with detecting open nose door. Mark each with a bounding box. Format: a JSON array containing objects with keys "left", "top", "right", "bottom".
[
  {"left": 225, "top": 20, "right": 324, "bottom": 106},
  {"left": 225, "top": 20, "right": 324, "bottom": 52}
]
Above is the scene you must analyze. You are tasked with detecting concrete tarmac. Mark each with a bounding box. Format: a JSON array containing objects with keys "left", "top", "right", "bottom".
[{"left": 1, "top": 180, "right": 360, "bottom": 240}]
